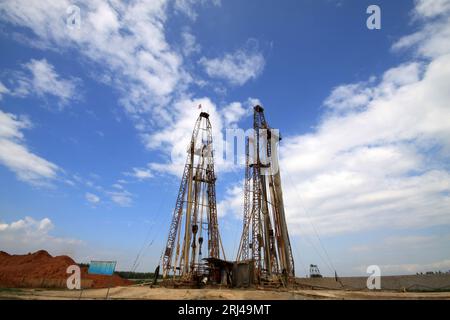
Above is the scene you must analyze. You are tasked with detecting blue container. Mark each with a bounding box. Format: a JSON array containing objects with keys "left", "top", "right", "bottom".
[{"left": 88, "top": 261, "right": 117, "bottom": 275}]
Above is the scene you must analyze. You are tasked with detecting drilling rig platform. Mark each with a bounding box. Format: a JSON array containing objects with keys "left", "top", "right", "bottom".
[
  {"left": 161, "top": 112, "right": 227, "bottom": 287},
  {"left": 159, "top": 106, "right": 295, "bottom": 289},
  {"left": 235, "top": 105, "right": 295, "bottom": 288}
]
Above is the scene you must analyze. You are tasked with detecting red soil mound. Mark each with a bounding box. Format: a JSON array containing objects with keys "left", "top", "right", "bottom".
[{"left": 0, "top": 250, "right": 131, "bottom": 289}]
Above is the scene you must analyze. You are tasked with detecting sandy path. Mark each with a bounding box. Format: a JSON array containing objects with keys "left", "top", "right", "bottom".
[
  {"left": 1, "top": 287, "right": 449, "bottom": 300},
  {"left": 0, "top": 287, "right": 310, "bottom": 300}
]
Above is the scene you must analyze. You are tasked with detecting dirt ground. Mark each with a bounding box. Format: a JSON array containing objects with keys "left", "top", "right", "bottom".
[
  {"left": 0, "top": 250, "right": 131, "bottom": 289},
  {"left": 1, "top": 286, "right": 449, "bottom": 300}
]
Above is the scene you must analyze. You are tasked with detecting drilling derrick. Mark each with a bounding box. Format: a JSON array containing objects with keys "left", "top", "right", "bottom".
[
  {"left": 162, "top": 112, "right": 223, "bottom": 281},
  {"left": 236, "top": 105, "right": 295, "bottom": 284}
]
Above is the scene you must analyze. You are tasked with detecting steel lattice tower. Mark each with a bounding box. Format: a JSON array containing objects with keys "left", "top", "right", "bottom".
[
  {"left": 236, "top": 105, "right": 295, "bottom": 282},
  {"left": 162, "top": 112, "right": 224, "bottom": 280}
]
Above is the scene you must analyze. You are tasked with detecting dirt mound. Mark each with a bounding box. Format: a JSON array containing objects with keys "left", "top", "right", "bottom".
[{"left": 0, "top": 250, "right": 131, "bottom": 289}]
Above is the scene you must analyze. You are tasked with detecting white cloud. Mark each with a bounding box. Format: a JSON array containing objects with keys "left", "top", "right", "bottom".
[
  {"left": 325, "top": 63, "right": 422, "bottom": 112},
  {"left": 112, "top": 183, "right": 124, "bottom": 189},
  {"left": 0, "top": 0, "right": 240, "bottom": 163},
  {"left": 339, "top": 231, "right": 450, "bottom": 276},
  {"left": 350, "top": 234, "right": 444, "bottom": 254},
  {"left": 247, "top": 97, "right": 262, "bottom": 108},
  {"left": 278, "top": 6, "right": 450, "bottom": 236},
  {"left": 128, "top": 167, "right": 153, "bottom": 180},
  {"left": 221, "top": 102, "right": 250, "bottom": 128},
  {"left": 108, "top": 190, "right": 133, "bottom": 207},
  {"left": 279, "top": 58, "right": 450, "bottom": 236},
  {"left": 393, "top": 0, "right": 450, "bottom": 58},
  {"left": 0, "top": 1, "right": 186, "bottom": 124},
  {"left": 0, "top": 109, "right": 59, "bottom": 185},
  {"left": 2, "top": 59, "right": 79, "bottom": 106},
  {"left": 85, "top": 192, "right": 100, "bottom": 204},
  {"left": 414, "top": 0, "right": 450, "bottom": 18},
  {"left": 0, "top": 81, "right": 10, "bottom": 100},
  {"left": 199, "top": 40, "right": 265, "bottom": 86},
  {"left": 217, "top": 2, "right": 450, "bottom": 240},
  {"left": 143, "top": 97, "right": 224, "bottom": 177},
  {"left": 0, "top": 1, "right": 264, "bottom": 186},
  {"left": 174, "top": 0, "right": 221, "bottom": 21},
  {"left": 0, "top": 216, "right": 83, "bottom": 256},
  {"left": 23, "top": 59, "right": 78, "bottom": 105},
  {"left": 217, "top": 183, "right": 244, "bottom": 218},
  {"left": 323, "top": 78, "right": 375, "bottom": 112},
  {"left": 142, "top": 96, "right": 254, "bottom": 178},
  {"left": 374, "top": 259, "right": 450, "bottom": 275},
  {"left": 71, "top": 174, "right": 136, "bottom": 208},
  {"left": 181, "top": 30, "right": 201, "bottom": 56}
]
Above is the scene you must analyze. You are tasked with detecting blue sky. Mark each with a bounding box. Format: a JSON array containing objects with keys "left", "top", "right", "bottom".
[{"left": 1, "top": 0, "right": 450, "bottom": 276}]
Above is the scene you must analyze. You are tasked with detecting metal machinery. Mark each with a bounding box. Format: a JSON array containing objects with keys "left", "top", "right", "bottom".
[
  {"left": 310, "top": 264, "right": 323, "bottom": 278},
  {"left": 161, "top": 112, "right": 225, "bottom": 281},
  {"left": 236, "top": 105, "right": 295, "bottom": 284}
]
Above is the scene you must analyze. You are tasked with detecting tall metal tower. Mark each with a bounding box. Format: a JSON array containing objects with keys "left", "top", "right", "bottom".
[
  {"left": 236, "top": 105, "right": 295, "bottom": 282},
  {"left": 162, "top": 112, "right": 224, "bottom": 280}
]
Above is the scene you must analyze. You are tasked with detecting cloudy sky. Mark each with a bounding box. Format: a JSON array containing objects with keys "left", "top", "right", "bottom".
[{"left": 0, "top": 0, "right": 449, "bottom": 276}]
